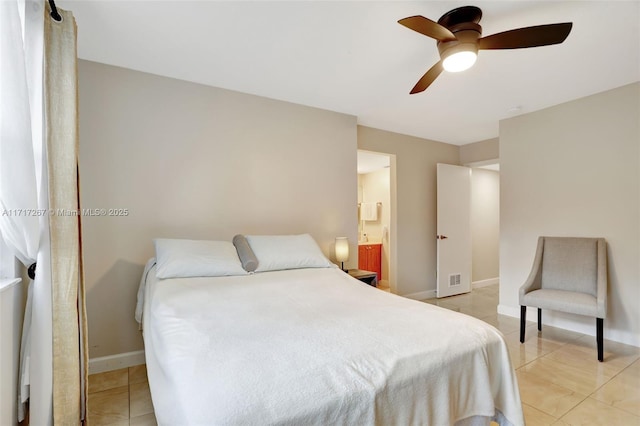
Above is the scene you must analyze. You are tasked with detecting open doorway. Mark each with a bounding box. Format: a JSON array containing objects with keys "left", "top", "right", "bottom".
[
  {"left": 468, "top": 161, "right": 500, "bottom": 290},
  {"left": 357, "top": 150, "right": 396, "bottom": 294},
  {"left": 434, "top": 160, "right": 499, "bottom": 299}
]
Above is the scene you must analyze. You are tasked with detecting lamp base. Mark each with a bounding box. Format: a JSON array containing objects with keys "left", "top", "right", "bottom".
[{"left": 341, "top": 262, "right": 348, "bottom": 273}]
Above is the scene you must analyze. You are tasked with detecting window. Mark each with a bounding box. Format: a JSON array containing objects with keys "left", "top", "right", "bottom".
[{"left": 0, "top": 235, "right": 18, "bottom": 279}]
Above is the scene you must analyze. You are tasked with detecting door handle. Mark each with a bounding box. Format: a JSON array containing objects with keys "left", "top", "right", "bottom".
[{"left": 437, "top": 235, "right": 448, "bottom": 240}]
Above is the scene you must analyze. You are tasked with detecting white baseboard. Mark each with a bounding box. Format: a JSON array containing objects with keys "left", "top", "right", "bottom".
[
  {"left": 404, "top": 282, "right": 496, "bottom": 300},
  {"left": 498, "top": 304, "right": 640, "bottom": 348},
  {"left": 89, "top": 350, "right": 145, "bottom": 375},
  {"left": 497, "top": 304, "right": 533, "bottom": 321},
  {"left": 403, "top": 289, "right": 437, "bottom": 301},
  {"left": 472, "top": 277, "right": 499, "bottom": 288}
]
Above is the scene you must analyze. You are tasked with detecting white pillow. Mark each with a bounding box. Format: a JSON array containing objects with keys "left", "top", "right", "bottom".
[
  {"left": 246, "top": 234, "right": 331, "bottom": 272},
  {"left": 154, "top": 239, "right": 247, "bottom": 279}
]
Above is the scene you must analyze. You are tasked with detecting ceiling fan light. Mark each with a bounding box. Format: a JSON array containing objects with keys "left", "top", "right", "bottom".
[{"left": 442, "top": 50, "right": 477, "bottom": 72}]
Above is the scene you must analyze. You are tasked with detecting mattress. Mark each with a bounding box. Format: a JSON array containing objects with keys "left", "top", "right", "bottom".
[{"left": 139, "top": 263, "right": 523, "bottom": 426}]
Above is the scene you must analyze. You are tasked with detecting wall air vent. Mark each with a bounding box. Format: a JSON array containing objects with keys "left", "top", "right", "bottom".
[{"left": 449, "top": 274, "right": 461, "bottom": 287}]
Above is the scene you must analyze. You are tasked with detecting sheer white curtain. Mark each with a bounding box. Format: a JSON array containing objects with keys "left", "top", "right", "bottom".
[
  {"left": 1, "top": 0, "right": 52, "bottom": 423},
  {"left": 0, "top": 0, "right": 41, "bottom": 261}
]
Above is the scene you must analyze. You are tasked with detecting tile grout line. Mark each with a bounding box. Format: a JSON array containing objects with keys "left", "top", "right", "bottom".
[
  {"left": 517, "top": 343, "right": 592, "bottom": 420},
  {"left": 585, "top": 358, "right": 640, "bottom": 419}
]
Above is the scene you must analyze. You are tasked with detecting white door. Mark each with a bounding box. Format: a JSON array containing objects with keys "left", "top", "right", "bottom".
[{"left": 436, "top": 163, "right": 472, "bottom": 298}]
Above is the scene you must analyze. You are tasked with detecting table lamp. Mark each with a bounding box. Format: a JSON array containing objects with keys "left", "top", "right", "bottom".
[{"left": 335, "top": 237, "right": 349, "bottom": 272}]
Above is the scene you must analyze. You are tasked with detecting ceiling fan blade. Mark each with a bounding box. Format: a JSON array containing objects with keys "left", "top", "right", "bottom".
[
  {"left": 398, "top": 16, "right": 456, "bottom": 41},
  {"left": 478, "top": 23, "right": 572, "bottom": 50},
  {"left": 410, "top": 61, "right": 444, "bottom": 94}
]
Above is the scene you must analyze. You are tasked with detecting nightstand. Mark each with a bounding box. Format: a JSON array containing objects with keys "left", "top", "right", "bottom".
[{"left": 347, "top": 269, "right": 378, "bottom": 287}]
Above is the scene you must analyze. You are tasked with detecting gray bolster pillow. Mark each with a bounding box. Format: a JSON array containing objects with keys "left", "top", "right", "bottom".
[{"left": 233, "top": 234, "right": 259, "bottom": 272}]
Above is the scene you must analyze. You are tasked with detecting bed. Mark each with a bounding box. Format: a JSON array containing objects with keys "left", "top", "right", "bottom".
[{"left": 136, "top": 236, "right": 523, "bottom": 425}]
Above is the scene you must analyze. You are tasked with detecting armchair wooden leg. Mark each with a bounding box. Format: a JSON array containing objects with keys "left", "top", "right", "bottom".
[
  {"left": 597, "top": 318, "right": 604, "bottom": 362},
  {"left": 520, "top": 306, "right": 526, "bottom": 343},
  {"left": 538, "top": 308, "right": 542, "bottom": 331}
]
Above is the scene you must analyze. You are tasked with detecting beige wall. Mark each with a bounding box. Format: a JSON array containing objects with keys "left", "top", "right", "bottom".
[
  {"left": 471, "top": 169, "right": 500, "bottom": 283},
  {"left": 460, "top": 137, "right": 499, "bottom": 165},
  {"left": 358, "top": 126, "right": 459, "bottom": 297},
  {"left": 79, "top": 61, "right": 358, "bottom": 358},
  {"left": 500, "top": 82, "right": 639, "bottom": 346},
  {"left": 358, "top": 169, "right": 391, "bottom": 282}
]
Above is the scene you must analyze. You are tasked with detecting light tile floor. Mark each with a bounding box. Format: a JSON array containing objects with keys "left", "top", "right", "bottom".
[
  {"left": 88, "top": 364, "right": 156, "bottom": 426},
  {"left": 88, "top": 284, "right": 640, "bottom": 425}
]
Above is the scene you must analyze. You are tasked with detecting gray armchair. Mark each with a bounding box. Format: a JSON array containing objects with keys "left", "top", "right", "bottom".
[{"left": 519, "top": 237, "right": 607, "bottom": 361}]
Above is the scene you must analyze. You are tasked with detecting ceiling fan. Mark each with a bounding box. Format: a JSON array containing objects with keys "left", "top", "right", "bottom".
[{"left": 398, "top": 6, "right": 572, "bottom": 94}]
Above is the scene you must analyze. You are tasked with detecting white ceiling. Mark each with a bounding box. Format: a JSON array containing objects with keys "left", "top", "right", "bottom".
[{"left": 59, "top": 1, "right": 640, "bottom": 145}]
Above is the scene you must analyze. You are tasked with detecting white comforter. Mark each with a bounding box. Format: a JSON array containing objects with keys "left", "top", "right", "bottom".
[{"left": 140, "top": 264, "right": 523, "bottom": 426}]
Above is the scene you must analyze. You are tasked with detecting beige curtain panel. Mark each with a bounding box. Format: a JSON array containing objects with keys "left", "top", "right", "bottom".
[{"left": 44, "top": 4, "right": 88, "bottom": 424}]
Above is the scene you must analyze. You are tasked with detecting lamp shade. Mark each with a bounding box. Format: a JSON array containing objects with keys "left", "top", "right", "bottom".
[
  {"left": 335, "top": 237, "right": 349, "bottom": 262},
  {"left": 442, "top": 50, "right": 477, "bottom": 72}
]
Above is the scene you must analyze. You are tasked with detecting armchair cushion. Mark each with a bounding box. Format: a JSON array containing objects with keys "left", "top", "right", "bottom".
[
  {"left": 541, "top": 238, "right": 597, "bottom": 297},
  {"left": 521, "top": 289, "right": 598, "bottom": 317}
]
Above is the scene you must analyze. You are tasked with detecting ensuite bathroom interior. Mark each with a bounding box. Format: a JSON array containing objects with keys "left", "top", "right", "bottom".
[{"left": 357, "top": 151, "right": 391, "bottom": 291}]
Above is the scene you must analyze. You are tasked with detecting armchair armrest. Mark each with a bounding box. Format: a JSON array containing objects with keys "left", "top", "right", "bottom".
[{"left": 519, "top": 237, "right": 545, "bottom": 303}]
